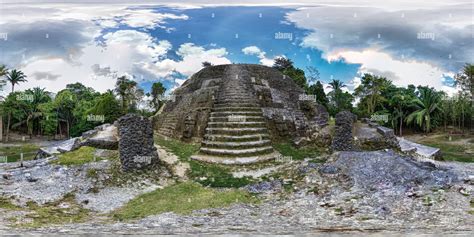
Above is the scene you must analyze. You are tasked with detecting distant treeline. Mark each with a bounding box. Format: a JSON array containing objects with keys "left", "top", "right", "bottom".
[
  {"left": 271, "top": 57, "right": 473, "bottom": 135},
  {"left": 0, "top": 65, "right": 166, "bottom": 141}
]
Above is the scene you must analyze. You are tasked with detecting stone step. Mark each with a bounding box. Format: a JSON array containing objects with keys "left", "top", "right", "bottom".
[
  {"left": 217, "top": 98, "right": 256, "bottom": 103},
  {"left": 212, "top": 107, "right": 261, "bottom": 112},
  {"left": 210, "top": 111, "right": 263, "bottom": 117},
  {"left": 219, "top": 92, "right": 255, "bottom": 97},
  {"left": 205, "top": 127, "right": 268, "bottom": 135},
  {"left": 209, "top": 116, "right": 265, "bottom": 122},
  {"left": 158, "top": 129, "right": 174, "bottom": 137},
  {"left": 218, "top": 99, "right": 258, "bottom": 104},
  {"left": 202, "top": 140, "right": 271, "bottom": 149},
  {"left": 199, "top": 146, "right": 274, "bottom": 157},
  {"left": 191, "top": 151, "right": 279, "bottom": 165},
  {"left": 218, "top": 93, "right": 254, "bottom": 96},
  {"left": 160, "top": 124, "right": 177, "bottom": 130},
  {"left": 204, "top": 134, "right": 270, "bottom": 142},
  {"left": 207, "top": 121, "right": 267, "bottom": 128},
  {"left": 213, "top": 102, "right": 259, "bottom": 108}
]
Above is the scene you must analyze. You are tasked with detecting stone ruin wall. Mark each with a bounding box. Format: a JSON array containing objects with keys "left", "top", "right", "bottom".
[
  {"left": 243, "top": 65, "right": 329, "bottom": 142},
  {"left": 152, "top": 65, "right": 227, "bottom": 142},
  {"left": 153, "top": 64, "right": 329, "bottom": 144}
]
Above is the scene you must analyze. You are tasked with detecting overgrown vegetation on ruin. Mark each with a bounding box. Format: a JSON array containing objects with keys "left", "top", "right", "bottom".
[
  {"left": 50, "top": 146, "right": 101, "bottom": 166},
  {"left": 154, "top": 136, "right": 255, "bottom": 187},
  {"left": 273, "top": 142, "right": 326, "bottom": 161}
]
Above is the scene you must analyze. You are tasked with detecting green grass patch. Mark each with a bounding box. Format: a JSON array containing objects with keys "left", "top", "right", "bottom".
[
  {"left": 14, "top": 193, "right": 90, "bottom": 228},
  {"left": 51, "top": 146, "right": 100, "bottom": 166},
  {"left": 469, "top": 199, "right": 474, "bottom": 215},
  {"left": 154, "top": 136, "right": 200, "bottom": 161},
  {"left": 0, "top": 197, "right": 21, "bottom": 210},
  {"left": 273, "top": 142, "right": 324, "bottom": 161},
  {"left": 413, "top": 133, "right": 474, "bottom": 163},
  {"left": 86, "top": 168, "right": 99, "bottom": 179},
  {"left": 111, "top": 182, "right": 258, "bottom": 221},
  {"left": 0, "top": 143, "right": 39, "bottom": 163},
  {"left": 421, "top": 141, "right": 473, "bottom": 163},
  {"left": 188, "top": 160, "right": 254, "bottom": 188}
]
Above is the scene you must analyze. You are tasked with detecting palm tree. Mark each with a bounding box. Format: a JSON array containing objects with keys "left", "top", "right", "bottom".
[
  {"left": 390, "top": 93, "right": 408, "bottom": 136},
  {"left": 28, "top": 88, "right": 51, "bottom": 137},
  {"left": 0, "top": 65, "right": 7, "bottom": 78},
  {"left": 0, "top": 65, "right": 6, "bottom": 142},
  {"left": 406, "top": 87, "right": 443, "bottom": 133},
  {"left": 115, "top": 75, "right": 140, "bottom": 113},
  {"left": 6, "top": 69, "right": 27, "bottom": 92},
  {"left": 327, "top": 79, "right": 346, "bottom": 92},
  {"left": 327, "top": 79, "right": 349, "bottom": 113}
]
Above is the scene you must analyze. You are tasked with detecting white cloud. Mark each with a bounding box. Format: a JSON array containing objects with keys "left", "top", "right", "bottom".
[
  {"left": 242, "top": 46, "right": 275, "bottom": 66},
  {"left": 119, "top": 9, "right": 188, "bottom": 29},
  {"left": 327, "top": 49, "right": 459, "bottom": 95},
  {"left": 0, "top": 5, "right": 189, "bottom": 31},
  {"left": 242, "top": 46, "right": 262, "bottom": 55},
  {"left": 1, "top": 29, "right": 174, "bottom": 96},
  {"left": 285, "top": 3, "right": 472, "bottom": 96},
  {"left": 151, "top": 43, "right": 231, "bottom": 78}
]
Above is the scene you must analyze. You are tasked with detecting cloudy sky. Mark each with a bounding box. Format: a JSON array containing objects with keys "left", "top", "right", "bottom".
[{"left": 0, "top": 0, "right": 472, "bottom": 96}]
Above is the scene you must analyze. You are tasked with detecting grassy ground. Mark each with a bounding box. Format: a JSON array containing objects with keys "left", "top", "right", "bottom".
[
  {"left": 0, "top": 197, "right": 22, "bottom": 210},
  {"left": 111, "top": 182, "right": 258, "bottom": 221},
  {"left": 273, "top": 142, "right": 325, "bottom": 161},
  {"left": 3, "top": 193, "right": 91, "bottom": 228},
  {"left": 0, "top": 143, "right": 39, "bottom": 163},
  {"left": 154, "top": 136, "right": 254, "bottom": 188},
  {"left": 188, "top": 161, "right": 255, "bottom": 188},
  {"left": 407, "top": 133, "right": 473, "bottom": 162},
  {"left": 50, "top": 146, "right": 101, "bottom": 166},
  {"left": 470, "top": 199, "right": 474, "bottom": 215},
  {"left": 154, "top": 136, "right": 200, "bottom": 162}
]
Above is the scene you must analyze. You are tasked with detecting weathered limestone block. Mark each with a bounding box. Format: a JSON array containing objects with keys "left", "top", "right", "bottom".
[
  {"left": 117, "top": 114, "right": 159, "bottom": 171},
  {"left": 81, "top": 124, "right": 119, "bottom": 150},
  {"left": 331, "top": 111, "right": 355, "bottom": 151},
  {"left": 182, "top": 112, "right": 197, "bottom": 139}
]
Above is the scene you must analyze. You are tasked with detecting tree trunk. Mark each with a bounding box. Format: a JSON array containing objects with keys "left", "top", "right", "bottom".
[
  {"left": 0, "top": 115, "right": 3, "bottom": 142},
  {"left": 66, "top": 120, "right": 70, "bottom": 138},
  {"left": 58, "top": 121, "right": 62, "bottom": 139},
  {"left": 6, "top": 113, "right": 10, "bottom": 142},
  {"left": 399, "top": 116, "right": 403, "bottom": 136}
]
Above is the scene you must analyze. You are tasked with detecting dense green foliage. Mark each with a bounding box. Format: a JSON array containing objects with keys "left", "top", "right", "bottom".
[
  {"left": 0, "top": 67, "right": 165, "bottom": 140},
  {"left": 272, "top": 59, "right": 473, "bottom": 134}
]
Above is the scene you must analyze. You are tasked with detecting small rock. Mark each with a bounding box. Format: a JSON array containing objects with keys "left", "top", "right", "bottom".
[
  {"left": 319, "top": 165, "right": 339, "bottom": 174},
  {"left": 2, "top": 173, "right": 11, "bottom": 180},
  {"left": 245, "top": 180, "right": 282, "bottom": 194},
  {"left": 318, "top": 201, "right": 336, "bottom": 207},
  {"left": 58, "top": 202, "right": 71, "bottom": 209},
  {"left": 458, "top": 187, "right": 469, "bottom": 196},
  {"left": 406, "top": 191, "right": 423, "bottom": 198}
]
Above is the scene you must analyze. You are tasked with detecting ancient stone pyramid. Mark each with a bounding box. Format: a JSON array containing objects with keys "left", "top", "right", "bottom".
[{"left": 153, "top": 64, "right": 328, "bottom": 164}]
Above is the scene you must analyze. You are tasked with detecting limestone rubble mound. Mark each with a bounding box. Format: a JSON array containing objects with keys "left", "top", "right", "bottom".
[{"left": 326, "top": 150, "right": 459, "bottom": 189}]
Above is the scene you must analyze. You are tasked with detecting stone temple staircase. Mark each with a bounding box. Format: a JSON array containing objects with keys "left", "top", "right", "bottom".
[
  {"left": 191, "top": 65, "right": 278, "bottom": 164},
  {"left": 157, "top": 114, "right": 178, "bottom": 138}
]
